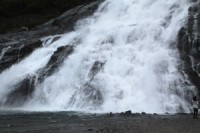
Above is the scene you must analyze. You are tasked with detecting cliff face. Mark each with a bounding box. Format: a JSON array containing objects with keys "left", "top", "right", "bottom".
[
  {"left": 178, "top": 1, "right": 200, "bottom": 93},
  {"left": 0, "top": 0, "right": 97, "bottom": 33}
]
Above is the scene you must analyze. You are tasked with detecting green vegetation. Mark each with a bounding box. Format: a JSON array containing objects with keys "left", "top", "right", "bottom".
[{"left": 0, "top": 0, "right": 93, "bottom": 33}]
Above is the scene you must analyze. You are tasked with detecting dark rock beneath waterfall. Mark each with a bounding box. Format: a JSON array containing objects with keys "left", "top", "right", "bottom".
[
  {"left": 37, "top": 45, "right": 75, "bottom": 82},
  {"left": 69, "top": 83, "right": 103, "bottom": 108},
  {"left": 0, "top": 39, "right": 42, "bottom": 73},
  {"left": 51, "top": 1, "right": 101, "bottom": 32},
  {"left": 88, "top": 61, "right": 105, "bottom": 80},
  {"left": 68, "top": 60, "right": 105, "bottom": 108},
  {"left": 177, "top": 2, "right": 200, "bottom": 94},
  {"left": 4, "top": 75, "right": 36, "bottom": 106}
]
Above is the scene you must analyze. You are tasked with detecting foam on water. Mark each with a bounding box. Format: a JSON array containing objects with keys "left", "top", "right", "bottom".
[{"left": 0, "top": 0, "right": 196, "bottom": 113}]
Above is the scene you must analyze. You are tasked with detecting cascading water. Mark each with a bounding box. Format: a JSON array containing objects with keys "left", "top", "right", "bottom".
[{"left": 0, "top": 0, "right": 197, "bottom": 113}]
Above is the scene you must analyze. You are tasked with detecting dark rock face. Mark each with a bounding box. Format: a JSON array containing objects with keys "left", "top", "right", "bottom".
[
  {"left": 69, "top": 83, "right": 104, "bottom": 108},
  {"left": 37, "top": 45, "right": 75, "bottom": 83},
  {"left": 0, "top": 39, "right": 42, "bottom": 73},
  {"left": 0, "top": 0, "right": 99, "bottom": 33},
  {"left": 88, "top": 61, "right": 105, "bottom": 80},
  {"left": 29, "top": 0, "right": 103, "bottom": 35},
  {"left": 178, "top": 2, "right": 200, "bottom": 93},
  {"left": 68, "top": 60, "right": 105, "bottom": 108},
  {"left": 51, "top": 1, "right": 101, "bottom": 32},
  {"left": 3, "top": 45, "right": 75, "bottom": 106},
  {"left": 4, "top": 75, "right": 36, "bottom": 106}
]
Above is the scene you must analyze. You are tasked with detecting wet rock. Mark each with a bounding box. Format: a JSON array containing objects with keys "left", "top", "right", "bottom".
[
  {"left": 51, "top": 36, "right": 62, "bottom": 44},
  {"left": 109, "top": 112, "right": 114, "bottom": 117},
  {"left": 132, "top": 113, "right": 141, "bottom": 116},
  {"left": 69, "top": 83, "right": 103, "bottom": 108},
  {"left": 4, "top": 75, "right": 36, "bottom": 106},
  {"left": 125, "top": 110, "right": 132, "bottom": 116},
  {"left": 51, "top": 0, "right": 101, "bottom": 32},
  {"left": 92, "top": 114, "right": 96, "bottom": 116},
  {"left": 88, "top": 61, "right": 105, "bottom": 80},
  {"left": 178, "top": 2, "right": 200, "bottom": 93},
  {"left": 35, "top": 0, "right": 103, "bottom": 34},
  {"left": 0, "top": 39, "right": 42, "bottom": 73},
  {"left": 141, "top": 112, "right": 146, "bottom": 115},
  {"left": 175, "top": 113, "right": 188, "bottom": 115},
  {"left": 38, "top": 45, "right": 74, "bottom": 82},
  {"left": 119, "top": 112, "right": 125, "bottom": 116},
  {"left": 87, "top": 128, "right": 94, "bottom": 131}
]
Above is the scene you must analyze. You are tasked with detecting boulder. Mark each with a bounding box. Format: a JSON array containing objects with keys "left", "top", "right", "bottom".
[
  {"left": 141, "top": 112, "right": 146, "bottom": 115},
  {"left": 125, "top": 110, "right": 132, "bottom": 116}
]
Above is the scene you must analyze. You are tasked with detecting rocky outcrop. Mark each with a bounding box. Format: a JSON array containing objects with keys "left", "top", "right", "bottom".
[
  {"left": 88, "top": 61, "right": 105, "bottom": 80},
  {"left": 37, "top": 45, "right": 75, "bottom": 83},
  {"left": 2, "top": 44, "right": 76, "bottom": 106},
  {"left": 4, "top": 75, "right": 36, "bottom": 106},
  {"left": 178, "top": 1, "right": 200, "bottom": 93},
  {"left": 69, "top": 83, "right": 104, "bottom": 108},
  {"left": 51, "top": 1, "right": 101, "bottom": 32},
  {"left": 0, "top": 39, "right": 42, "bottom": 73},
  {"left": 68, "top": 61, "right": 105, "bottom": 108},
  {"left": 0, "top": 0, "right": 98, "bottom": 33}
]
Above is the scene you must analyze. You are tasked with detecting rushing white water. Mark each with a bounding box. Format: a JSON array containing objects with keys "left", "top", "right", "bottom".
[
  {"left": 0, "top": 0, "right": 196, "bottom": 113},
  {"left": 0, "top": 33, "right": 79, "bottom": 103}
]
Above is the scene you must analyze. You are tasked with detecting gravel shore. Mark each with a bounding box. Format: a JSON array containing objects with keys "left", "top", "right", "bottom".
[{"left": 0, "top": 111, "right": 200, "bottom": 133}]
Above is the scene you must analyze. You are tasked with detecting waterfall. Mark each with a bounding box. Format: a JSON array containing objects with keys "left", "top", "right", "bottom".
[{"left": 0, "top": 0, "right": 196, "bottom": 113}]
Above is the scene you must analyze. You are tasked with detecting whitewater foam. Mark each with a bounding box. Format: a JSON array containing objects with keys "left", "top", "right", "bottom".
[{"left": 0, "top": 0, "right": 196, "bottom": 113}]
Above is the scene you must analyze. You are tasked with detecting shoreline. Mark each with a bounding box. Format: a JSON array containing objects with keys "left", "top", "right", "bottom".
[{"left": 0, "top": 111, "right": 199, "bottom": 133}]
